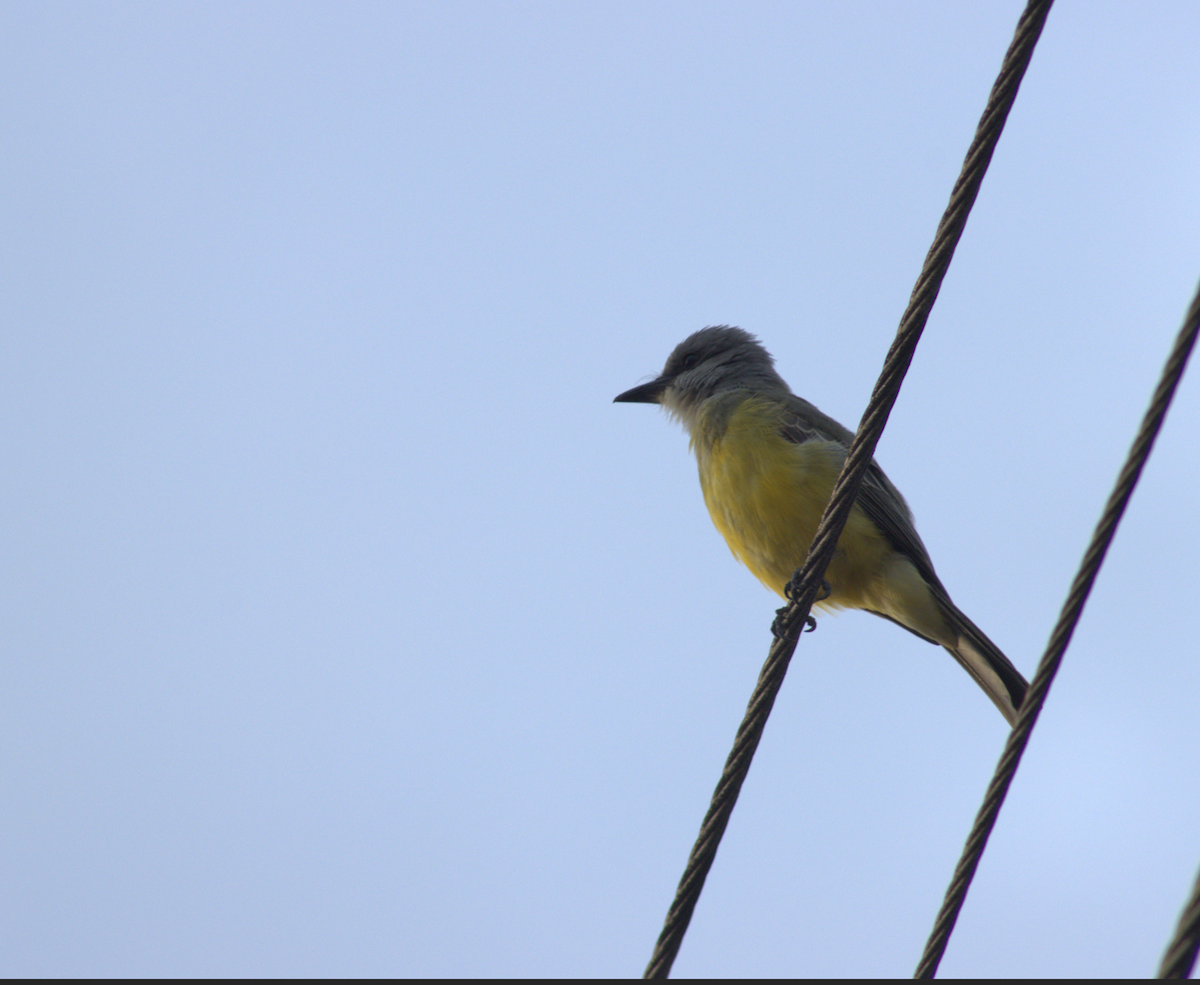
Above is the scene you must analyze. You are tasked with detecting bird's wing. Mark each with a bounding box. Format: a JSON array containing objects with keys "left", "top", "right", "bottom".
[
  {"left": 776, "top": 395, "right": 856, "bottom": 446},
  {"left": 777, "top": 395, "right": 945, "bottom": 594},
  {"left": 778, "top": 395, "right": 1028, "bottom": 722}
]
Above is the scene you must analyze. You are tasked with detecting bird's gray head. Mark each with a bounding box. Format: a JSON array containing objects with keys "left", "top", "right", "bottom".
[{"left": 613, "top": 326, "right": 789, "bottom": 431}]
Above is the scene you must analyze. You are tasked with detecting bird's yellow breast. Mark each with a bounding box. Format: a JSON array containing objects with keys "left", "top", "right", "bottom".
[{"left": 691, "top": 396, "right": 891, "bottom": 606}]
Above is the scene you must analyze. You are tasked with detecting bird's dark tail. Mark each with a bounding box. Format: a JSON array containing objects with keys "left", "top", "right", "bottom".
[{"left": 938, "top": 599, "right": 1028, "bottom": 727}]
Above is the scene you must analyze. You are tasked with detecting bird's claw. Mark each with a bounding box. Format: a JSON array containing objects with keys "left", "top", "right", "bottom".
[
  {"left": 771, "top": 606, "right": 793, "bottom": 641},
  {"left": 775, "top": 575, "right": 830, "bottom": 640},
  {"left": 783, "top": 575, "right": 832, "bottom": 604},
  {"left": 772, "top": 606, "right": 818, "bottom": 641}
]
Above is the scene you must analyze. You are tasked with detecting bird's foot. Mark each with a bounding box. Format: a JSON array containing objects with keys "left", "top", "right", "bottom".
[
  {"left": 772, "top": 576, "right": 830, "bottom": 641},
  {"left": 772, "top": 605, "right": 817, "bottom": 641},
  {"left": 783, "top": 574, "right": 832, "bottom": 605}
]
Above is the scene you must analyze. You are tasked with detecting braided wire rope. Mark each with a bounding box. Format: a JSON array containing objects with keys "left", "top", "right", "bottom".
[
  {"left": 1160, "top": 859, "right": 1200, "bottom": 978},
  {"left": 642, "top": 1, "right": 1054, "bottom": 977},
  {"left": 915, "top": 282, "right": 1200, "bottom": 979}
]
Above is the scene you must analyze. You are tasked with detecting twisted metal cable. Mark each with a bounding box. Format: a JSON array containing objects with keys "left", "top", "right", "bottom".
[
  {"left": 642, "top": 1, "right": 1054, "bottom": 977},
  {"left": 915, "top": 281, "right": 1200, "bottom": 978},
  {"left": 1159, "top": 862, "right": 1200, "bottom": 979}
]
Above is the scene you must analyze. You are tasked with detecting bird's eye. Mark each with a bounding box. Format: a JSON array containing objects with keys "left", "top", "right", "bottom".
[{"left": 681, "top": 353, "right": 699, "bottom": 370}]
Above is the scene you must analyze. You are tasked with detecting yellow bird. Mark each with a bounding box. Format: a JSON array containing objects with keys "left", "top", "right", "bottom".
[{"left": 615, "top": 326, "right": 1027, "bottom": 725}]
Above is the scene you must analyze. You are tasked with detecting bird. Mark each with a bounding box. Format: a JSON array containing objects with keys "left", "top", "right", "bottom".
[{"left": 614, "top": 325, "right": 1028, "bottom": 726}]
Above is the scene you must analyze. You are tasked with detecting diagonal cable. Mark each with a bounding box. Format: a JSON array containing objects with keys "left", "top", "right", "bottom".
[
  {"left": 642, "top": 1, "right": 1054, "bottom": 977},
  {"left": 1159, "top": 861, "right": 1200, "bottom": 979},
  {"left": 915, "top": 279, "right": 1200, "bottom": 979}
]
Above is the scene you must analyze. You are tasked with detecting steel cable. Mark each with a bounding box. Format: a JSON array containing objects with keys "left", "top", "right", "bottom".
[
  {"left": 915, "top": 281, "right": 1200, "bottom": 978},
  {"left": 1160, "top": 861, "right": 1200, "bottom": 978},
  {"left": 643, "top": 1, "right": 1055, "bottom": 976}
]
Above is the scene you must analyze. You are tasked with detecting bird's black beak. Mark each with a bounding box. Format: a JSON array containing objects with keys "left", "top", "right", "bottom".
[{"left": 613, "top": 377, "right": 669, "bottom": 404}]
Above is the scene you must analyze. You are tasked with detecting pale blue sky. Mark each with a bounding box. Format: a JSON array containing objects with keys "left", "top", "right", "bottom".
[{"left": 3, "top": 1, "right": 1199, "bottom": 977}]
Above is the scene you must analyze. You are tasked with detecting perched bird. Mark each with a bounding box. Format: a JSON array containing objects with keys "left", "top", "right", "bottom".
[{"left": 614, "top": 326, "right": 1028, "bottom": 725}]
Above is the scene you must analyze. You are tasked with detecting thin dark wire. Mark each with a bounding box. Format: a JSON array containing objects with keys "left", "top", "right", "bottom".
[
  {"left": 915, "top": 281, "right": 1200, "bottom": 979},
  {"left": 1160, "top": 863, "right": 1200, "bottom": 978},
  {"left": 642, "top": 1, "right": 1054, "bottom": 977}
]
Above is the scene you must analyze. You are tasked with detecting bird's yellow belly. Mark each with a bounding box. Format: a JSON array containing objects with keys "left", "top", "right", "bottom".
[{"left": 695, "top": 406, "right": 891, "bottom": 608}]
